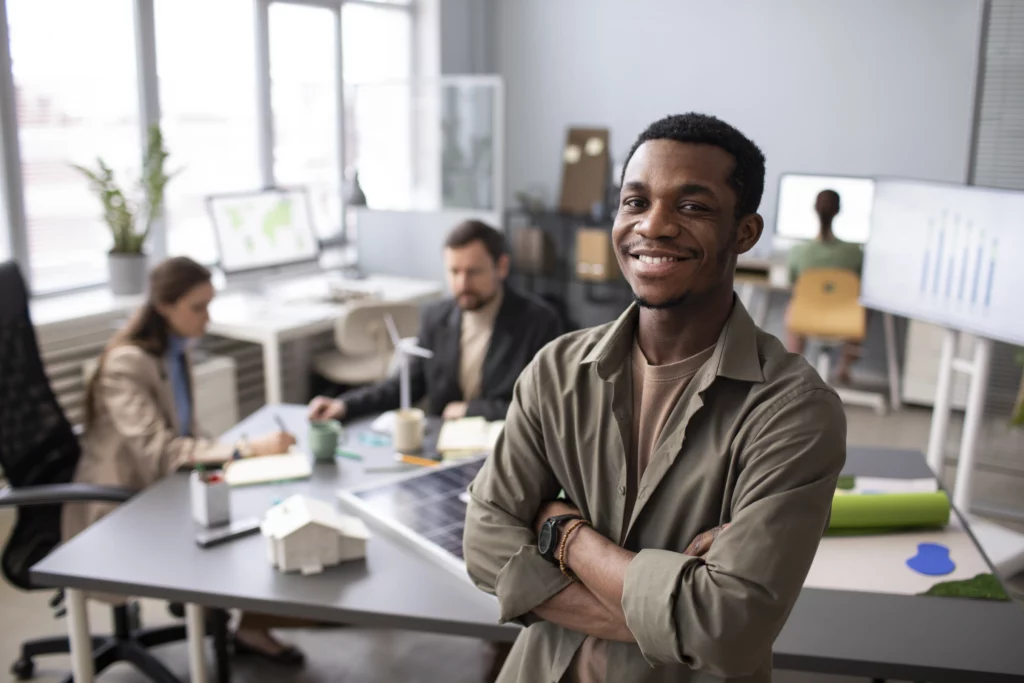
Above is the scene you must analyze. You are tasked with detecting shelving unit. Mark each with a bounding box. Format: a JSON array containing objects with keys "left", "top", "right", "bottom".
[{"left": 505, "top": 208, "right": 632, "bottom": 331}]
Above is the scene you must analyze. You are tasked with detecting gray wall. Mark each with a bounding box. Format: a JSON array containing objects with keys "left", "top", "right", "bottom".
[
  {"left": 494, "top": 0, "right": 983, "bottom": 257},
  {"left": 439, "top": 0, "right": 494, "bottom": 75}
]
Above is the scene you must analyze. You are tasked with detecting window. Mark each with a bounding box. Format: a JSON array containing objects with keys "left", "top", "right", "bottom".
[
  {"left": 342, "top": 2, "right": 413, "bottom": 211},
  {"left": 158, "top": 0, "right": 260, "bottom": 265},
  {"left": 270, "top": 3, "right": 340, "bottom": 239},
  {"left": 8, "top": 0, "right": 140, "bottom": 293}
]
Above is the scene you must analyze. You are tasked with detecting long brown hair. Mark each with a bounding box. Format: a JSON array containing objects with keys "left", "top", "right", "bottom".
[{"left": 85, "top": 257, "right": 212, "bottom": 428}]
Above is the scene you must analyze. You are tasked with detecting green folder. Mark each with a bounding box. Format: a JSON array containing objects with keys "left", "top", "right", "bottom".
[{"left": 827, "top": 491, "right": 950, "bottom": 534}]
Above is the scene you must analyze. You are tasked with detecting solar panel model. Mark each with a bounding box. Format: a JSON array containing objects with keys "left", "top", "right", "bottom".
[{"left": 337, "top": 457, "right": 487, "bottom": 582}]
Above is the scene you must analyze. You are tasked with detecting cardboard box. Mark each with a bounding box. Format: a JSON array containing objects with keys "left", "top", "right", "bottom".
[
  {"left": 559, "top": 127, "right": 610, "bottom": 215},
  {"left": 511, "top": 226, "right": 556, "bottom": 274},
  {"left": 576, "top": 228, "right": 619, "bottom": 281}
]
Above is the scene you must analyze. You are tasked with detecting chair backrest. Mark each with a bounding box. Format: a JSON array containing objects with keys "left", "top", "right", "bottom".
[
  {"left": 0, "top": 261, "right": 82, "bottom": 590},
  {"left": 786, "top": 268, "right": 867, "bottom": 342},
  {"left": 334, "top": 300, "right": 420, "bottom": 357}
]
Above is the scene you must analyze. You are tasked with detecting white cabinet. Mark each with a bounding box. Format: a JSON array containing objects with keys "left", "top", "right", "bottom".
[{"left": 191, "top": 355, "right": 239, "bottom": 437}]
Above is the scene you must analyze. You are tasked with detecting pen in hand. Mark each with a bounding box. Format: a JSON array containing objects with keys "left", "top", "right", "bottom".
[{"left": 274, "top": 413, "right": 289, "bottom": 435}]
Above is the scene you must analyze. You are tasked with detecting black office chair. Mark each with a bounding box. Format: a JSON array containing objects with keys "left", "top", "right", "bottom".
[{"left": 0, "top": 260, "right": 230, "bottom": 683}]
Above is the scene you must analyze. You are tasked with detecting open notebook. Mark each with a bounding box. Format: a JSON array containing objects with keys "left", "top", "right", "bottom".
[
  {"left": 436, "top": 418, "right": 505, "bottom": 460},
  {"left": 224, "top": 448, "right": 313, "bottom": 487}
]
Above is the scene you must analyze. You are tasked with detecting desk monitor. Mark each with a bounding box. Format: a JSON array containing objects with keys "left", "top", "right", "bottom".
[
  {"left": 774, "top": 173, "right": 875, "bottom": 245},
  {"left": 207, "top": 188, "right": 320, "bottom": 274},
  {"left": 861, "top": 178, "right": 1024, "bottom": 346}
]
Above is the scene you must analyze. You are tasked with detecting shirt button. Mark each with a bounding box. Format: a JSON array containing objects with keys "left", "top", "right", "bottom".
[{"left": 618, "top": 485, "right": 626, "bottom": 495}]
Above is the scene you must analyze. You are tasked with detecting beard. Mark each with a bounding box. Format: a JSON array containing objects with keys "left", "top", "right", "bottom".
[
  {"left": 633, "top": 291, "right": 690, "bottom": 310},
  {"left": 457, "top": 290, "right": 496, "bottom": 312}
]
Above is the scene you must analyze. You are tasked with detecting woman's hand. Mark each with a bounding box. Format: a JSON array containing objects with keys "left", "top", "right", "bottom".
[{"left": 248, "top": 431, "right": 296, "bottom": 456}]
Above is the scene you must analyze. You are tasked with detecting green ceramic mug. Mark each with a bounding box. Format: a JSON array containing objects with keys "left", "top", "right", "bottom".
[{"left": 308, "top": 419, "right": 344, "bottom": 461}]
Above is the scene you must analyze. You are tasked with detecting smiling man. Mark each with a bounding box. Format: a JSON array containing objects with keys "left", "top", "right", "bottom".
[{"left": 464, "top": 113, "right": 847, "bottom": 682}]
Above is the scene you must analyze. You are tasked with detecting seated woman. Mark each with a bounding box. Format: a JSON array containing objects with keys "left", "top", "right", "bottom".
[
  {"left": 62, "top": 256, "right": 306, "bottom": 664},
  {"left": 786, "top": 189, "right": 864, "bottom": 383}
]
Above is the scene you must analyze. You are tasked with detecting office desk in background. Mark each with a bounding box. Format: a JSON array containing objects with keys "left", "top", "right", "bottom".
[
  {"left": 206, "top": 273, "right": 442, "bottom": 403},
  {"left": 30, "top": 272, "right": 444, "bottom": 407},
  {"left": 31, "top": 405, "right": 1024, "bottom": 683}
]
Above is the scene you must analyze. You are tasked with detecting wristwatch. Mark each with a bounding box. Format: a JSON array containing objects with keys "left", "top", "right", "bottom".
[{"left": 538, "top": 513, "right": 583, "bottom": 564}]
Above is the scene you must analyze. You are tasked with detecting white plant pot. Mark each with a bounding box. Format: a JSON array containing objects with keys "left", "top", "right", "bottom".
[{"left": 107, "top": 252, "right": 148, "bottom": 296}]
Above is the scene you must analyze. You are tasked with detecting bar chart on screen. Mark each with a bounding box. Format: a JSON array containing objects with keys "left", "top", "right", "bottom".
[
  {"left": 862, "top": 178, "right": 1024, "bottom": 346},
  {"left": 918, "top": 211, "right": 999, "bottom": 314}
]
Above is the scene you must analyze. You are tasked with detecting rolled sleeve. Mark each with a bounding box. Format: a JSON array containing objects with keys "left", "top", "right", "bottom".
[
  {"left": 494, "top": 545, "right": 573, "bottom": 624},
  {"left": 463, "top": 360, "right": 566, "bottom": 624},
  {"left": 619, "top": 387, "right": 846, "bottom": 677},
  {"left": 622, "top": 549, "right": 701, "bottom": 664}
]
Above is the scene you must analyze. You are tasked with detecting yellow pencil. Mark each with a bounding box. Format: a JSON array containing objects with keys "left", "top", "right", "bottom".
[{"left": 396, "top": 454, "right": 440, "bottom": 467}]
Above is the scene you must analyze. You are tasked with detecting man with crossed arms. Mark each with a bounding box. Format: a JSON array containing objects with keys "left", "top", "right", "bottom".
[{"left": 464, "top": 113, "right": 846, "bottom": 682}]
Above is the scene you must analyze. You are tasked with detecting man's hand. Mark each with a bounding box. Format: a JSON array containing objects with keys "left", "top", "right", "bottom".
[
  {"left": 533, "top": 500, "right": 582, "bottom": 536},
  {"left": 442, "top": 401, "right": 468, "bottom": 420},
  {"left": 684, "top": 523, "right": 730, "bottom": 557},
  {"left": 308, "top": 396, "right": 345, "bottom": 421}
]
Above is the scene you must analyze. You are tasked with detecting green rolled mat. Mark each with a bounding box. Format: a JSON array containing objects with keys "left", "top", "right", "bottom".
[{"left": 827, "top": 491, "right": 951, "bottom": 534}]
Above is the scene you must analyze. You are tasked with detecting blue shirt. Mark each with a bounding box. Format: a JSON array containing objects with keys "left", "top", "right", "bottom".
[{"left": 166, "top": 335, "right": 192, "bottom": 437}]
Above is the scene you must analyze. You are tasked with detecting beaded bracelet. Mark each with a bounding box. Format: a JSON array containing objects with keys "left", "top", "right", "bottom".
[{"left": 557, "top": 519, "right": 591, "bottom": 582}]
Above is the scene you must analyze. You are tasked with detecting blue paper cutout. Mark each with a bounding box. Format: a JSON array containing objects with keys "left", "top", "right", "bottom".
[{"left": 906, "top": 542, "right": 955, "bottom": 576}]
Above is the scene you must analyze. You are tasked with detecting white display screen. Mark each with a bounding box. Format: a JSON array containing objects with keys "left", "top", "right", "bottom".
[
  {"left": 775, "top": 174, "right": 875, "bottom": 244},
  {"left": 207, "top": 188, "right": 320, "bottom": 273},
  {"left": 862, "top": 178, "right": 1024, "bottom": 346}
]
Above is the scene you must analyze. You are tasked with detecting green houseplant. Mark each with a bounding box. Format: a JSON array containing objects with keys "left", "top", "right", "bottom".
[{"left": 73, "top": 124, "right": 176, "bottom": 295}]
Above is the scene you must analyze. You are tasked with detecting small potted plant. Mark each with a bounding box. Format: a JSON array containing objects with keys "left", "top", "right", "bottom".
[{"left": 73, "top": 124, "right": 176, "bottom": 296}]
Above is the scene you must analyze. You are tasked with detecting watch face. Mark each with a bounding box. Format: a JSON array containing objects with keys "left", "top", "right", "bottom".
[{"left": 538, "top": 523, "right": 554, "bottom": 555}]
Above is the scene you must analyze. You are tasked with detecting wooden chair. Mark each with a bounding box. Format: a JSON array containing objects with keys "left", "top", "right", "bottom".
[{"left": 787, "top": 268, "right": 886, "bottom": 414}]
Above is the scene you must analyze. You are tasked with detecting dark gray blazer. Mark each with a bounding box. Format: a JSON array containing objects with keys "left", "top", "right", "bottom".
[{"left": 339, "top": 286, "right": 563, "bottom": 421}]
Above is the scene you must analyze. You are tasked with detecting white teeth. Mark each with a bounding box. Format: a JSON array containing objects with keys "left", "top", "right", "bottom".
[{"left": 636, "top": 255, "right": 680, "bottom": 264}]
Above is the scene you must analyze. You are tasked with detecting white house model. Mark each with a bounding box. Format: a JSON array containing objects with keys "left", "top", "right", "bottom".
[{"left": 261, "top": 494, "right": 370, "bottom": 575}]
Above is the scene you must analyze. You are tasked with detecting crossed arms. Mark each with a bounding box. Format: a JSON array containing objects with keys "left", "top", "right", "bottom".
[{"left": 462, "top": 364, "right": 846, "bottom": 677}]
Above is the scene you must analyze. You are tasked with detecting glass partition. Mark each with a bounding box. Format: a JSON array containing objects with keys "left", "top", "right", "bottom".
[{"left": 345, "top": 76, "right": 503, "bottom": 216}]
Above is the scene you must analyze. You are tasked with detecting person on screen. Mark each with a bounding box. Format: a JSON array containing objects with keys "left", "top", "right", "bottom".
[
  {"left": 63, "top": 257, "right": 311, "bottom": 665},
  {"left": 308, "top": 220, "right": 563, "bottom": 423},
  {"left": 463, "top": 113, "right": 845, "bottom": 683},
  {"left": 785, "top": 189, "right": 864, "bottom": 383}
]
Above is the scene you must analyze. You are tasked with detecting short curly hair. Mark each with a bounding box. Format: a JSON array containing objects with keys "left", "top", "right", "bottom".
[{"left": 621, "top": 113, "right": 766, "bottom": 218}]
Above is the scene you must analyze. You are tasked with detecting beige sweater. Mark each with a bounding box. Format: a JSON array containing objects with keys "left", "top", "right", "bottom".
[{"left": 62, "top": 344, "right": 233, "bottom": 550}]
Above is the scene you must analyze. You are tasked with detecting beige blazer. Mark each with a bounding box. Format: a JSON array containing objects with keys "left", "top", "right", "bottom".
[{"left": 62, "top": 344, "right": 234, "bottom": 546}]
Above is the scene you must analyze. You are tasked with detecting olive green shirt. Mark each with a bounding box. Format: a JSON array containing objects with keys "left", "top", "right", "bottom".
[
  {"left": 787, "top": 238, "right": 864, "bottom": 284},
  {"left": 463, "top": 298, "right": 846, "bottom": 682}
]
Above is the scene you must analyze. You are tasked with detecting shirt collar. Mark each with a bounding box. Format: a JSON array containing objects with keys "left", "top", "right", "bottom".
[{"left": 581, "top": 296, "right": 765, "bottom": 384}]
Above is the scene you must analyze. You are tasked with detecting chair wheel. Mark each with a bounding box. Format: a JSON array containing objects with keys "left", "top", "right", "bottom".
[{"left": 11, "top": 657, "right": 35, "bottom": 680}]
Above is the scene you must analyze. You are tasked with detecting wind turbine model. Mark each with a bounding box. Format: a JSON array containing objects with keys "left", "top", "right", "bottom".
[{"left": 384, "top": 313, "right": 433, "bottom": 412}]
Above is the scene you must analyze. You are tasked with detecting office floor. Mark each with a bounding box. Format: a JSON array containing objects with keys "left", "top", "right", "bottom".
[{"left": 2, "top": 405, "right": 1022, "bottom": 683}]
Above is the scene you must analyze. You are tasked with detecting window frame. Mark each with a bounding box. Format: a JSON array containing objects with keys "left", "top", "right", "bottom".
[{"left": 0, "top": 0, "right": 416, "bottom": 293}]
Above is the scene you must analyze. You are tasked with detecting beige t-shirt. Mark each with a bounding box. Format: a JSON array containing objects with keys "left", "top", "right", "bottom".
[
  {"left": 458, "top": 289, "right": 503, "bottom": 402},
  {"left": 569, "top": 337, "right": 715, "bottom": 683}
]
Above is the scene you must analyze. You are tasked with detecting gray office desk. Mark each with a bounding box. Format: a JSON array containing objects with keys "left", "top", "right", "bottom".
[
  {"left": 32, "top": 405, "right": 514, "bottom": 683},
  {"left": 32, "top": 407, "right": 1024, "bottom": 683}
]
